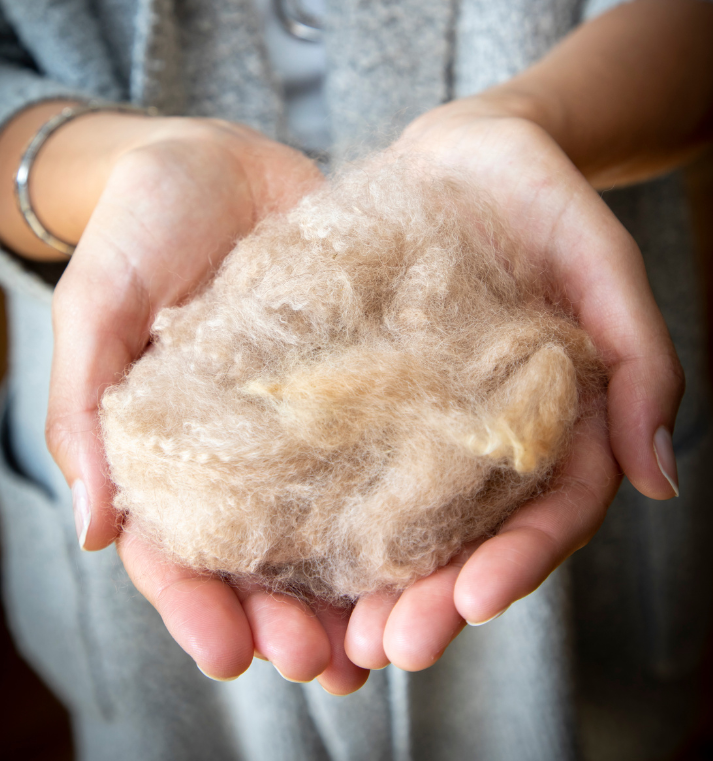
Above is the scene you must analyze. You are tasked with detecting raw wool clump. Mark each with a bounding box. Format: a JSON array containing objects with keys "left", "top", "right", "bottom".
[{"left": 101, "top": 158, "right": 606, "bottom": 603}]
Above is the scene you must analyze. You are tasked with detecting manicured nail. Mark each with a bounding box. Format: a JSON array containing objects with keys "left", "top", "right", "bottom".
[
  {"left": 72, "top": 480, "right": 91, "bottom": 549},
  {"left": 653, "top": 426, "right": 679, "bottom": 497},
  {"left": 467, "top": 606, "right": 509, "bottom": 627},
  {"left": 198, "top": 665, "right": 239, "bottom": 682}
]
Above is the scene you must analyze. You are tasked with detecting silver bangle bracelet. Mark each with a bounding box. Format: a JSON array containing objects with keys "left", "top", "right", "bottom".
[{"left": 14, "top": 101, "right": 159, "bottom": 256}]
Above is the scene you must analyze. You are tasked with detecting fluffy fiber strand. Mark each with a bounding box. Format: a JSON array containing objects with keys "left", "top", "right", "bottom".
[{"left": 101, "top": 159, "right": 605, "bottom": 603}]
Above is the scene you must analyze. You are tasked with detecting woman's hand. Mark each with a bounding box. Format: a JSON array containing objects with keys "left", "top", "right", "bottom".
[
  {"left": 345, "top": 0, "right": 713, "bottom": 675},
  {"left": 344, "top": 105, "right": 684, "bottom": 672},
  {"left": 29, "top": 111, "right": 367, "bottom": 692}
]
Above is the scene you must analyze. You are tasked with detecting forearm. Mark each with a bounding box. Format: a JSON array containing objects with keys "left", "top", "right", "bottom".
[{"left": 472, "top": 0, "right": 713, "bottom": 187}]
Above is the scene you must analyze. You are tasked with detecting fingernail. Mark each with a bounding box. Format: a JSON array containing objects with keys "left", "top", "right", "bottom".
[
  {"left": 198, "top": 665, "right": 239, "bottom": 682},
  {"left": 653, "top": 426, "right": 679, "bottom": 497},
  {"left": 72, "top": 480, "right": 91, "bottom": 549},
  {"left": 467, "top": 606, "right": 509, "bottom": 627}
]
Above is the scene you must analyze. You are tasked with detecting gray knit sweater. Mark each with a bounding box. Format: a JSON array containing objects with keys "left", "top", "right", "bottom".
[{"left": 0, "top": 2, "right": 711, "bottom": 761}]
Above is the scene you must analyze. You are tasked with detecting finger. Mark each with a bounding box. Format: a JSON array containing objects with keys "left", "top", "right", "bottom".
[
  {"left": 117, "top": 529, "right": 254, "bottom": 680},
  {"left": 236, "top": 589, "right": 331, "bottom": 683},
  {"left": 48, "top": 248, "right": 150, "bottom": 550},
  {"left": 382, "top": 558, "right": 467, "bottom": 672},
  {"left": 603, "top": 290, "right": 683, "bottom": 501},
  {"left": 315, "top": 605, "right": 370, "bottom": 695},
  {"left": 345, "top": 591, "right": 399, "bottom": 670},
  {"left": 454, "top": 414, "right": 619, "bottom": 624},
  {"left": 545, "top": 174, "right": 684, "bottom": 500}
]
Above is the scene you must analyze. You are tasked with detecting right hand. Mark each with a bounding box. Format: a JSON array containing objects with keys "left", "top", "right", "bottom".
[
  {"left": 345, "top": 107, "right": 683, "bottom": 673},
  {"left": 39, "top": 112, "right": 368, "bottom": 693}
]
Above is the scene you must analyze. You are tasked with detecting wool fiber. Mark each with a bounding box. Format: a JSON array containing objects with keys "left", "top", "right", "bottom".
[{"left": 101, "top": 159, "right": 606, "bottom": 602}]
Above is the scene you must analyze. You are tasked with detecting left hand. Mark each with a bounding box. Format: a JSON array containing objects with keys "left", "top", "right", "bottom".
[{"left": 344, "top": 98, "right": 682, "bottom": 671}]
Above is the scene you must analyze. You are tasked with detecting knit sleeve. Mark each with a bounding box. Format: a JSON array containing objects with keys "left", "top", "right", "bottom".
[
  {"left": 582, "top": 0, "right": 713, "bottom": 21},
  {"left": 580, "top": 0, "right": 630, "bottom": 21},
  {"left": 0, "top": 13, "right": 90, "bottom": 134},
  {"left": 0, "top": 61, "right": 91, "bottom": 132}
]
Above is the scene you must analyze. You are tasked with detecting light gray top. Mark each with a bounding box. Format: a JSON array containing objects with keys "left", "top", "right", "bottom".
[{"left": 0, "top": 2, "right": 712, "bottom": 761}]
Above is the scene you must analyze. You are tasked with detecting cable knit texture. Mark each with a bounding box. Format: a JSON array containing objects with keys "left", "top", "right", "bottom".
[{"left": 101, "top": 159, "right": 605, "bottom": 602}]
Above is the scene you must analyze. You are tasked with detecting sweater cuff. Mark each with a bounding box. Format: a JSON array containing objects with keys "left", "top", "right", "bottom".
[{"left": 0, "top": 61, "right": 90, "bottom": 136}]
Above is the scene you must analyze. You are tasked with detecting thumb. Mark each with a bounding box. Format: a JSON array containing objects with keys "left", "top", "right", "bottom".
[
  {"left": 553, "top": 191, "right": 685, "bottom": 500},
  {"left": 47, "top": 244, "right": 151, "bottom": 550},
  {"left": 606, "top": 319, "right": 685, "bottom": 500}
]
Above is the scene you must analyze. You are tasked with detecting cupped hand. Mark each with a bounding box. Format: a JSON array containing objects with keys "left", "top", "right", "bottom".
[
  {"left": 45, "top": 116, "right": 367, "bottom": 691},
  {"left": 345, "top": 104, "right": 683, "bottom": 671}
]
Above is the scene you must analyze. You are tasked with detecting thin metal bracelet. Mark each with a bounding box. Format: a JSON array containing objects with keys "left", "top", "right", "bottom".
[{"left": 14, "top": 101, "right": 159, "bottom": 256}]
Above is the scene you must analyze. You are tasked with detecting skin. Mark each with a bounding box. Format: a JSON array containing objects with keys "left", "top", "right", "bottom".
[{"left": 0, "top": 0, "right": 712, "bottom": 692}]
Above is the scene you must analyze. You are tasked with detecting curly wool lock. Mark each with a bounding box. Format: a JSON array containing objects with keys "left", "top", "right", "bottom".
[{"left": 101, "top": 159, "right": 605, "bottom": 602}]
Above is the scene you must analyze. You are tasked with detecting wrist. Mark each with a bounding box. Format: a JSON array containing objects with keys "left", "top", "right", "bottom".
[
  {"left": 461, "top": 85, "right": 554, "bottom": 127},
  {"left": 400, "top": 82, "right": 567, "bottom": 160},
  {"left": 0, "top": 103, "right": 167, "bottom": 260},
  {"left": 457, "top": 81, "right": 572, "bottom": 158},
  {"left": 32, "top": 110, "right": 167, "bottom": 251},
  {"left": 0, "top": 101, "right": 81, "bottom": 260}
]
